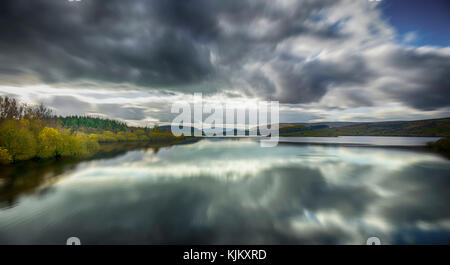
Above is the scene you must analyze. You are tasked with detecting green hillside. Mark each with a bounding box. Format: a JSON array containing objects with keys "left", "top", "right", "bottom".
[{"left": 280, "top": 118, "right": 450, "bottom": 137}]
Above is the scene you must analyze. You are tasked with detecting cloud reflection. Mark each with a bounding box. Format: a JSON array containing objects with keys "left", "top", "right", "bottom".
[{"left": 0, "top": 139, "right": 449, "bottom": 244}]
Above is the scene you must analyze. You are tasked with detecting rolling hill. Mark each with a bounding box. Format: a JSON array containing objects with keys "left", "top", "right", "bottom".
[{"left": 279, "top": 118, "right": 450, "bottom": 137}]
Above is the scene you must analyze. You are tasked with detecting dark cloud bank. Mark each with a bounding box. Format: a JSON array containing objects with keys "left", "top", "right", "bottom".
[{"left": 0, "top": 0, "right": 449, "bottom": 111}]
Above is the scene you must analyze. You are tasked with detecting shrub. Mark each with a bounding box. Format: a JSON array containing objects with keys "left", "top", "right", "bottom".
[
  {"left": 429, "top": 137, "right": 450, "bottom": 156},
  {"left": 0, "top": 120, "right": 37, "bottom": 161},
  {"left": 0, "top": 147, "right": 12, "bottom": 164},
  {"left": 37, "top": 127, "right": 63, "bottom": 158}
]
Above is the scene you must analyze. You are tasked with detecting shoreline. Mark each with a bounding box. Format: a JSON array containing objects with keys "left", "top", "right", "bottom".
[{"left": 0, "top": 136, "right": 189, "bottom": 167}]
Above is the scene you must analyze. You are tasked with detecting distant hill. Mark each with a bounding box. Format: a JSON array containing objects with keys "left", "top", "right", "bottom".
[
  {"left": 159, "top": 125, "right": 249, "bottom": 136},
  {"left": 279, "top": 122, "right": 361, "bottom": 129},
  {"left": 158, "top": 118, "right": 450, "bottom": 137},
  {"left": 280, "top": 118, "right": 450, "bottom": 137}
]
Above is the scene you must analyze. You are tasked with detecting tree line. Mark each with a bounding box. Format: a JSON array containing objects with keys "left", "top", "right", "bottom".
[
  {"left": 60, "top": 116, "right": 127, "bottom": 133},
  {"left": 0, "top": 96, "right": 181, "bottom": 164},
  {"left": 0, "top": 97, "right": 100, "bottom": 164}
]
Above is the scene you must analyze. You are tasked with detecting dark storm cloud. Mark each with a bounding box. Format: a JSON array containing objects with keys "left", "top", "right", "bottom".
[
  {"left": 383, "top": 48, "right": 450, "bottom": 110},
  {"left": 247, "top": 71, "right": 277, "bottom": 97},
  {"left": 0, "top": 0, "right": 214, "bottom": 87},
  {"left": 271, "top": 55, "right": 374, "bottom": 103},
  {"left": 0, "top": 0, "right": 342, "bottom": 94},
  {"left": 0, "top": 0, "right": 449, "bottom": 112}
]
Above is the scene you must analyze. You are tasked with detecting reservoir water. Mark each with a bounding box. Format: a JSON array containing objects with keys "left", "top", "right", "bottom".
[{"left": 0, "top": 137, "right": 449, "bottom": 244}]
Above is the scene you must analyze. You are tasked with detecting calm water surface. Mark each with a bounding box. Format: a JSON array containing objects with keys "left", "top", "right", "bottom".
[
  {"left": 0, "top": 137, "right": 449, "bottom": 244},
  {"left": 278, "top": 136, "right": 441, "bottom": 146}
]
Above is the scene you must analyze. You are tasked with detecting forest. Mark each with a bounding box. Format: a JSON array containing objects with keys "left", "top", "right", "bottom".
[{"left": 0, "top": 96, "right": 181, "bottom": 164}]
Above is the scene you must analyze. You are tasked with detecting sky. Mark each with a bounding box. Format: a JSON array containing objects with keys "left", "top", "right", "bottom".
[
  {"left": 0, "top": 0, "right": 449, "bottom": 126},
  {"left": 380, "top": 0, "right": 450, "bottom": 46}
]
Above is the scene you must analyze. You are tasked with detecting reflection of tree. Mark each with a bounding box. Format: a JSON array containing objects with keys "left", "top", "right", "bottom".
[
  {"left": 152, "top": 147, "right": 160, "bottom": 154},
  {"left": 0, "top": 158, "right": 77, "bottom": 208},
  {"left": 0, "top": 142, "right": 180, "bottom": 208}
]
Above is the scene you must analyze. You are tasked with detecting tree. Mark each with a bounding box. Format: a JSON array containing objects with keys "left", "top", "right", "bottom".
[
  {"left": 135, "top": 129, "right": 148, "bottom": 141},
  {"left": 126, "top": 132, "right": 138, "bottom": 141},
  {"left": 85, "top": 134, "right": 100, "bottom": 153},
  {"left": 37, "top": 127, "right": 63, "bottom": 158},
  {"left": 117, "top": 131, "right": 127, "bottom": 141},
  {"left": 0, "top": 120, "right": 37, "bottom": 161},
  {"left": 59, "top": 116, "right": 127, "bottom": 133},
  {"left": 0, "top": 96, "right": 24, "bottom": 120},
  {"left": 98, "top": 130, "right": 117, "bottom": 142},
  {"left": 0, "top": 147, "right": 11, "bottom": 164},
  {"left": 151, "top": 124, "right": 160, "bottom": 132},
  {"left": 60, "top": 130, "right": 82, "bottom": 156}
]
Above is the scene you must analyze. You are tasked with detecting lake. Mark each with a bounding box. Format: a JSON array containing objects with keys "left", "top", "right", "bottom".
[
  {"left": 0, "top": 137, "right": 449, "bottom": 244},
  {"left": 278, "top": 136, "right": 441, "bottom": 146}
]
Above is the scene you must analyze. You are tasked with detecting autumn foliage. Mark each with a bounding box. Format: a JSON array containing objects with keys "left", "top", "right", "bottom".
[
  {"left": 0, "top": 96, "right": 182, "bottom": 164},
  {"left": 0, "top": 96, "right": 100, "bottom": 164}
]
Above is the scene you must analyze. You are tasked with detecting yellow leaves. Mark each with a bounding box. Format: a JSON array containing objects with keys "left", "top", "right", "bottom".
[
  {"left": 59, "top": 130, "right": 93, "bottom": 157},
  {"left": 0, "top": 147, "right": 12, "bottom": 164},
  {"left": 37, "top": 127, "right": 63, "bottom": 158},
  {"left": 135, "top": 129, "right": 148, "bottom": 141},
  {"left": 97, "top": 130, "right": 119, "bottom": 142},
  {"left": 94, "top": 130, "right": 155, "bottom": 142},
  {"left": 126, "top": 132, "right": 138, "bottom": 141},
  {"left": 0, "top": 121, "right": 100, "bottom": 162},
  {"left": 85, "top": 135, "right": 100, "bottom": 153},
  {"left": 116, "top": 131, "right": 127, "bottom": 141},
  {"left": 19, "top": 118, "right": 30, "bottom": 127},
  {"left": 0, "top": 119, "right": 178, "bottom": 163},
  {"left": 60, "top": 133, "right": 82, "bottom": 157},
  {"left": 0, "top": 120, "right": 37, "bottom": 161}
]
